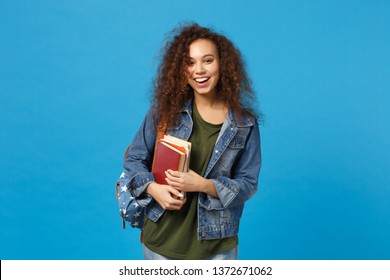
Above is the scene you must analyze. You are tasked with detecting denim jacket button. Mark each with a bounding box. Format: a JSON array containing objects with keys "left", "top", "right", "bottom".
[{"left": 202, "top": 232, "right": 206, "bottom": 237}]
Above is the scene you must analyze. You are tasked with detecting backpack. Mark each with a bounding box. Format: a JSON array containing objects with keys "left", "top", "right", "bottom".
[
  {"left": 115, "top": 165, "right": 145, "bottom": 229},
  {"left": 115, "top": 128, "right": 165, "bottom": 230}
]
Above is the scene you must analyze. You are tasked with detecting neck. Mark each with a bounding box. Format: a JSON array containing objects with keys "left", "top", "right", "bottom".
[
  {"left": 193, "top": 91, "right": 224, "bottom": 109},
  {"left": 193, "top": 91, "right": 228, "bottom": 124}
]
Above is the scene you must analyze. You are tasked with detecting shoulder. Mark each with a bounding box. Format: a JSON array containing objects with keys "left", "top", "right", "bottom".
[
  {"left": 229, "top": 109, "right": 259, "bottom": 128},
  {"left": 131, "top": 105, "right": 160, "bottom": 138}
]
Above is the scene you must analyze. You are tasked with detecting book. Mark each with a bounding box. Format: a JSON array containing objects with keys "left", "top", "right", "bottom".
[
  {"left": 161, "top": 135, "right": 191, "bottom": 172},
  {"left": 152, "top": 135, "right": 191, "bottom": 185}
]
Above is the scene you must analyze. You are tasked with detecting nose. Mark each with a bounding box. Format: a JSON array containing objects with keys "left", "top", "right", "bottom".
[{"left": 194, "top": 62, "right": 206, "bottom": 74}]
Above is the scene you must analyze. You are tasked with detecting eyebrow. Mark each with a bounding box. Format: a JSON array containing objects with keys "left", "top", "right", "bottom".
[{"left": 188, "top": 54, "right": 215, "bottom": 59}]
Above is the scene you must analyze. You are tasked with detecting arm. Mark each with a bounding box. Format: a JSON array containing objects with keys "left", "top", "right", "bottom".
[
  {"left": 165, "top": 120, "right": 261, "bottom": 209},
  {"left": 165, "top": 169, "right": 218, "bottom": 197},
  {"left": 123, "top": 108, "right": 186, "bottom": 210},
  {"left": 209, "top": 122, "right": 261, "bottom": 209},
  {"left": 123, "top": 108, "right": 157, "bottom": 202},
  {"left": 145, "top": 182, "right": 186, "bottom": 210}
]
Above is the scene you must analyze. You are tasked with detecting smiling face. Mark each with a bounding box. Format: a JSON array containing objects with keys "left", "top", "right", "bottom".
[{"left": 186, "top": 39, "right": 220, "bottom": 98}]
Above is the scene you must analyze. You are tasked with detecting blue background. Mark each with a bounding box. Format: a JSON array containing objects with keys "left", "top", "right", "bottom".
[{"left": 1, "top": 0, "right": 389, "bottom": 260}]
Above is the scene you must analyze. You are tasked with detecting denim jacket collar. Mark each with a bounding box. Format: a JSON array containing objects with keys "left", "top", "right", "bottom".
[{"left": 180, "top": 98, "right": 255, "bottom": 128}]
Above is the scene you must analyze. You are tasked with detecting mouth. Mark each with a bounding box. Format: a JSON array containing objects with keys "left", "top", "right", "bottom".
[{"left": 194, "top": 77, "right": 210, "bottom": 85}]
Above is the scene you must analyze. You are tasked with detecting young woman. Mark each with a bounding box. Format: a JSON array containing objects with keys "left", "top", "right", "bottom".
[{"left": 123, "top": 23, "right": 262, "bottom": 260}]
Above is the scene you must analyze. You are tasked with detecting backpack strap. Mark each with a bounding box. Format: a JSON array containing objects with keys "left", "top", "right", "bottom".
[
  {"left": 151, "top": 123, "right": 166, "bottom": 171},
  {"left": 115, "top": 145, "right": 131, "bottom": 201}
]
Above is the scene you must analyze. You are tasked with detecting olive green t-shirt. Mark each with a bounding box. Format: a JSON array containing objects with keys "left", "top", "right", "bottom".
[{"left": 143, "top": 104, "right": 238, "bottom": 259}]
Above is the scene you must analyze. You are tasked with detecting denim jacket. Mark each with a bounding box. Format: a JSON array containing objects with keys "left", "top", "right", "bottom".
[{"left": 123, "top": 99, "right": 261, "bottom": 240}]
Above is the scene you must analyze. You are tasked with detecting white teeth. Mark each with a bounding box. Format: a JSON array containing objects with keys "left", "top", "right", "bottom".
[{"left": 195, "top": 78, "right": 208, "bottom": 83}]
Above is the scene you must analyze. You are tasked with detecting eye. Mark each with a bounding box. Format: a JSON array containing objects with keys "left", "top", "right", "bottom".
[
  {"left": 204, "top": 58, "right": 213, "bottom": 64},
  {"left": 186, "top": 58, "right": 195, "bottom": 65}
]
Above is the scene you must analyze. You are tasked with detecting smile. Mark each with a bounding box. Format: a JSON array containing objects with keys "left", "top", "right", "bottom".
[{"left": 194, "top": 77, "right": 210, "bottom": 84}]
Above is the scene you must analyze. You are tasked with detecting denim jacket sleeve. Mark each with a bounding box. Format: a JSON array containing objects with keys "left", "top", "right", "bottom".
[
  {"left": 205, "top": 118, "right": 261, "bottom": 210},
  {"left": 122, "top": 108, "right": 158, "bottom": 206}
]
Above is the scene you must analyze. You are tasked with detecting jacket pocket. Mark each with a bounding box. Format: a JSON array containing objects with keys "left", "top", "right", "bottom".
[{"left": 228, "top": 135, "right": 246, "bottom": 149}]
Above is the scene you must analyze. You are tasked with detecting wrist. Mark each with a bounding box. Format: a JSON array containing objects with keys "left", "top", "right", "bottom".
[
  {"left": 146, "top": 182, "right": 158, "bottom": 196},
  {"left": 202, "top": 178, "right": 218, "bottom": 197}
]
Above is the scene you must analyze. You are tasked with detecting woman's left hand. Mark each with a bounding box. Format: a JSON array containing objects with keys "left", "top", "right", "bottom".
[{"left": 165, "top": 169, "right": 218, "bottom": 197}]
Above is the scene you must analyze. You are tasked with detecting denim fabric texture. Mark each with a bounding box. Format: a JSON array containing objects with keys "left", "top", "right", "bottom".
[{"left": 123, "top": 99, "right": 261, "bottom": 240}]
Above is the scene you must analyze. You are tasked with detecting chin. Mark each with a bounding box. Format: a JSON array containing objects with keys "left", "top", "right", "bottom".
[{"left": 195, "top": 89, "right": 214, "bottom": 95}]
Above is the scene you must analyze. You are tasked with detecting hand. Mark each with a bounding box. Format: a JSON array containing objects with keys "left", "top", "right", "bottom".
[
  {"left": 165, "top": 169, "right": 218, "bottom": 197},
  {"left": 146, "top": 182, "right": 186, "bottom": 210}
]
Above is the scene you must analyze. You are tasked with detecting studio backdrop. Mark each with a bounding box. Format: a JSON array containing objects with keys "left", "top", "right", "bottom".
[{"left": 0, "top": 0, "right": 389, "bottom": 260}]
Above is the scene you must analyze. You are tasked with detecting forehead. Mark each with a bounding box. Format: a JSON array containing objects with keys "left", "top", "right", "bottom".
[{"left": 188, "top": 39, "right": 218, "bottom": 58}]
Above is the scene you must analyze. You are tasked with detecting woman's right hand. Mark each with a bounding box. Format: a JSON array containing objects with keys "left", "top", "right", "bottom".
[{"left": 145, "top": 182, "right": 186, "bottom": 210}]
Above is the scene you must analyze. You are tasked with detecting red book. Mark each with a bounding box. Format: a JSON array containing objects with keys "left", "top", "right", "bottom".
[
  {"left": 152, "top": 140, "right": 186, "bottom": 184},
  {"left": 161, "top": 135, "right": 192, "bottom": 172}
]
